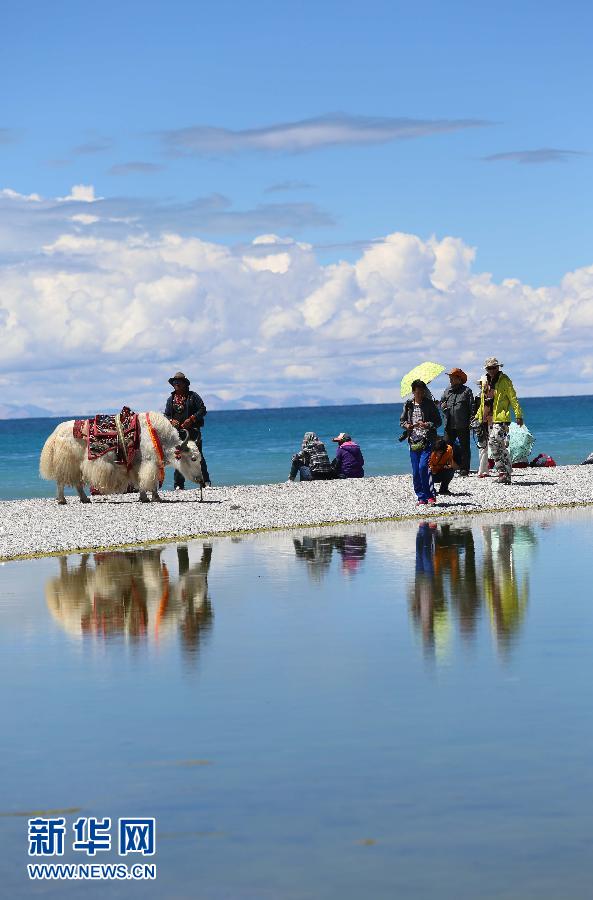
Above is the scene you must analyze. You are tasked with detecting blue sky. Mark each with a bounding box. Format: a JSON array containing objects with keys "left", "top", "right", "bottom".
[
  {"left": 0, "top": 1, "right": 592, "bottom": 411},
  {"left": 2, "top": 0, "right": 591, "bottom": 282}
]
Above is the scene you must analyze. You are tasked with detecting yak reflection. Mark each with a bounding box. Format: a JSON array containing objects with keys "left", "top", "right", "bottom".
[
  {"left": 410, "top": 521, "right": 536, "bottom": 659},
  {"left": 45, "top": 543, "right": 213, "bottom": 654},
  {"left": 293, "top": 533, "right": 367, "bottom": 581}
]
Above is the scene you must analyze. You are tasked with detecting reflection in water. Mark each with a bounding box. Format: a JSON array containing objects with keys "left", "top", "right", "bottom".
[
  {"left": 482, "top": 524, "right": 534, "bottom": 656},
  {"left": 409, "top": 521, "right": 537, "bottom": 659},
  {"left": 45, "top": 543, "right": 213, "bottom": 655},
  {"left": 293, "top": 534, "right": 367, "bottom": 581},
  {"left": 410, "top": 523, "right": 449, "bottom": 659}
]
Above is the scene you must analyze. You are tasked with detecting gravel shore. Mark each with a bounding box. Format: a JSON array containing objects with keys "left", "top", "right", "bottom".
[{"left": 2, "top": 466, "right": 593, "bottom": 561}]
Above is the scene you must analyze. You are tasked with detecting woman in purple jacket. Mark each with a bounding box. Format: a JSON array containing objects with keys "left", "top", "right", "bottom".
[{"left": 331, "top": 433, "right": 365, "bottom": 478}]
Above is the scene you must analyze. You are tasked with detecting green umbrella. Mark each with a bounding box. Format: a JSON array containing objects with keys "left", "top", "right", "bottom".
[
  {"left": 508, "top": 422, "right": 534, "bottom": 463},
  {"left": 400, "top": 362, "right": 445, "bottom": 398}
]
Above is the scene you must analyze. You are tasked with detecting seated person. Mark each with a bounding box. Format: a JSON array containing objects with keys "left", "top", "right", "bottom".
[
  {"left": 429, "top": 437, "right": 458, "bottom": 495},
  {"left": 288, "top": 432, "right": 334, "bottom": 481},
  {"left": 331, "top": 432, "right": 364, "bottom": 478}
]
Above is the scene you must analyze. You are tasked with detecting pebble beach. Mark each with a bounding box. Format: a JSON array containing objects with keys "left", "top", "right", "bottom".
[{"left": 2, "top": 465, "right": 593, "bottom": 561}]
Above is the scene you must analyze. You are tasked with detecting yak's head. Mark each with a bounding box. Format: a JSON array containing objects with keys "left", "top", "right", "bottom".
[{"left": 174, "top": 430, "right": 204, "bottom": 484}]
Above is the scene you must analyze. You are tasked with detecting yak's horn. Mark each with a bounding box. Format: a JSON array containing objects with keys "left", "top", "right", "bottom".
[{"left": 177, "top": 429, "right": 190, "bottom": 450}]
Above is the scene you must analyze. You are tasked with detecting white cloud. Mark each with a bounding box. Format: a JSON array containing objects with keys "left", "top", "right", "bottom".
[
  {"left": 71, "top": 214, "right": 100, "bottom": 225},
  {"left": 0, "top": 188, "right": 332, "bottom": 258},
  {"left": 160, "top": 113, "right": 487, "bottom": 156},
  {"left": 57, "top": 184, "right": 99, "bottom": 202},
  {"left": 243, "top": 252, "right": 291, "bottom": 273},
  {"left": 1, "top": 184, "right": 593, "bottom": 413},
  {"left": 284, "top": 364, "right": 315, "bottom": 380},
  {"left": 0, "top": 187, "right": 42, "bottom": 202}
]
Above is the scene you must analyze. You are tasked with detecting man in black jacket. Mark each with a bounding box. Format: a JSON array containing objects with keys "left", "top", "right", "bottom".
[
  {"left": 164, "top": 371, "right": 211, "bottom": 489},
  {"left": 440, "top": 367, "right": 473, "bottom": 476}
]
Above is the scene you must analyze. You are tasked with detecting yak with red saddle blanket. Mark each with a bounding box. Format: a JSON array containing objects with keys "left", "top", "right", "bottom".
[{"left": 40, "top": 408, "right": 204, "bottom": 504}]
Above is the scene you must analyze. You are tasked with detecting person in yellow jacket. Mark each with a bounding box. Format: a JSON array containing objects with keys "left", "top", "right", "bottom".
[{"left": 476, "top": 357, "right": 524, "bottom": 484}]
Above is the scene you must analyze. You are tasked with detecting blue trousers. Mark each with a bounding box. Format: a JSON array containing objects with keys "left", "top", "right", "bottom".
[
  {"left": 416, "top": 524, "right": 435, "bottom": 575},
  {"left": 410, "top": 446, "right": 435, "bottom": 501}
]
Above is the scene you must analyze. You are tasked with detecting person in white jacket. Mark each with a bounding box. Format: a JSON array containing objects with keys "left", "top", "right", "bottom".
[{"left": 475, "top": 376, "right": 490, "bottom": 477}]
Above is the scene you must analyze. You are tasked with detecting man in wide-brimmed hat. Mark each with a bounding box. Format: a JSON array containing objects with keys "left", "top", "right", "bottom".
[
  {"left": 475, "top": 358, "right": 524, "bottom": 485},
  {"left": 440, "top": 367, "right": 474, "bottom": 476},
  {"left": 164, "top": 372, "right": 210, "bottom": 489}
]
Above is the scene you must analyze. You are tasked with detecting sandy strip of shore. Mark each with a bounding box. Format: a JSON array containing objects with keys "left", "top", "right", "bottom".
[{"left": 1, "top": 466, "right": 593, "bottom": 561}]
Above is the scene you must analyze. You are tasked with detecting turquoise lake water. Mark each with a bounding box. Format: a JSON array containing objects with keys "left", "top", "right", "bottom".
[
  {"left": 1, "top": 508, "right": 592, "bottom": 898},
  {"left": 1, "top": 396, "right": 593, "bottom": 500}
]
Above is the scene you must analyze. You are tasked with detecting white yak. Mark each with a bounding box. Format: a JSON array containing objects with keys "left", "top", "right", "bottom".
[{"left": 39, "top": 411, "right": 204, "bottom": 503}]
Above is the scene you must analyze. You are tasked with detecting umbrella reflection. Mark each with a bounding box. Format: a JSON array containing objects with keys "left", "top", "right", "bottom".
[
  {"left": 293, "top": 533, "right": 367, "bottom": 581},
  {"left": 409, "top": 520, "right": 536, "bottom": 659},
  {"left": 45, "top": 543, "right": 213, "bottom": 654}
]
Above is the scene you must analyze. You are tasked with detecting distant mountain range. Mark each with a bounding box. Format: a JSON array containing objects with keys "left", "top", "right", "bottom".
[
  {"left": 0, "top": 397, "right": 367, "bottom": 420},
  {"left": 0, "top": 404, "right": 123, "bottom": 420},
  {"left": 0, "top": 403, "right": 57, "bottom": 419}
]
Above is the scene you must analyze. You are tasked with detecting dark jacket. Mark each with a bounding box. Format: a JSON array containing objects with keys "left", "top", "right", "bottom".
[
  {"left": 164, "top": 390, "right": 207, "bottom": 439},
  {"left": 440, "top": 385, "right": 474, "bottom": 430},
  {"left": 332, "top": 441, "right": 364, "bottom": 478},
  {"left": 400, "top": 396, "right": 442, "bottom": 443},
  {"left": 295, "top": 439, "right": 333, "bottom": 478}
]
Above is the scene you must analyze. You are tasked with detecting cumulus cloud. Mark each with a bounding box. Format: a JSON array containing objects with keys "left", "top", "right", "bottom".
[
  {"left": 482, "top": 148, "right": 588, "bottom": 164},
  {"left": 160, "top": 113, "right": 487, "bottom": 156},
  {"left": 57, "top": 184, "right": 100, "bottom": 202},
  {"left": 1, "top": 183, "right": 593, "bottom": 414}
]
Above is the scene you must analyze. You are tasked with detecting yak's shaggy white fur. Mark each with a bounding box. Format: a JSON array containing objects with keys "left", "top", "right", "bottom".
[{"left": 40, "top": 411, "right": 204, "bottom": 503}]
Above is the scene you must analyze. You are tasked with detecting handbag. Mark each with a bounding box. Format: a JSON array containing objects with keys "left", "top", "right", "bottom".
[
  {"left": 409, "top": 438, "right": 427, "bottom": 452},
  {"left": 405, "top": 399, "right": 429, "bottom": 452}
]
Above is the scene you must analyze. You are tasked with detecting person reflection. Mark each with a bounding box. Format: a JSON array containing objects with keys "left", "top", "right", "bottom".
[
  {"left": 481, "top": 523, "right": 535, "bottom": 654},
  {"left": 334, "top": 534, "right": 367, "bottom": 576},
  {"left": 173, "top": 544, "right": 213, "bottom": 655},
  {"left": 293, "top": 533, "right": 367, "bottom": 581},
  {"left": 409, "top": 522, "right": 447, "bottom": 658},
  {"left": 410, "top": 521, "right": 481, "bottom": 658},
  {"left": 434, "top": 524, "right": 480, "bottom": 639},
  {"left": 410, "top": 519, "right": 536, "bottom": 659},
  {"left": 45, "top": 543, "right": 214, "bottom": 653}
]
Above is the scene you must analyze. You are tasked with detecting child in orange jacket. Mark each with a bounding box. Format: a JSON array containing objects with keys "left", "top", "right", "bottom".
[{"left": 429, "top": 437, "right": 458, "bottom": 496}]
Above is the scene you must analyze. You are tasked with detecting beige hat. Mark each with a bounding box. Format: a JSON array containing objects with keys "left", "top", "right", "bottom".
[
  {"left": 168, "top": 371, "right": 190, "bottom": 387},
  {"left": 332, "top": 432, "right": 351, "bottom": 443},
  {"left": 484, "top": 357, "right": 503, "bottom": 368}
]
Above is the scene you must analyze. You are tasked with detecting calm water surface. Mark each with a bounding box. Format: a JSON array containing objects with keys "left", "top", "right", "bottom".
[{"left": 1, "top": 509, "right": 592, "bottom": 898}]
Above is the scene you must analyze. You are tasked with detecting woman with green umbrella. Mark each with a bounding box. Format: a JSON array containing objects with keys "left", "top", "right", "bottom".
[{"left": 400, "top": 379, "right": 442, "bottom": 505}]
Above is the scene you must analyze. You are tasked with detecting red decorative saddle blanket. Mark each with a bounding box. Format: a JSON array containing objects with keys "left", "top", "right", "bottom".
[{"left": 73, "top": 406, "right": 140, "bottom": 469}]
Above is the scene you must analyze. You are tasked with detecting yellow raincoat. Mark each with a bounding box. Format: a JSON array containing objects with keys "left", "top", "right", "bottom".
[{"left": 477, "top": 373, "right": 523, "bottom": 423}]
